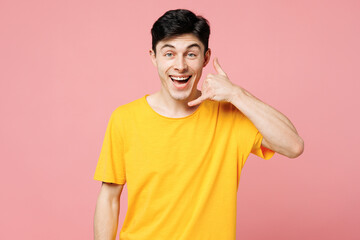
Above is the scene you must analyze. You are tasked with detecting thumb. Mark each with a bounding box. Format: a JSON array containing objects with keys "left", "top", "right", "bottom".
[{"left": 213, "top": 57, "right": 227, "bottom": 76}]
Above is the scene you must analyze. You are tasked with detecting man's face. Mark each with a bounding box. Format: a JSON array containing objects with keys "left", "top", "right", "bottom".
[{"left": 150, "top": 33, "right": 211, "bottom": 102}]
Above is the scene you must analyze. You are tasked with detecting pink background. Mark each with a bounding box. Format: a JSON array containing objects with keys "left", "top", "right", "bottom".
[{"left": 1, "top": 0, "right": 359, "bottom": 239}]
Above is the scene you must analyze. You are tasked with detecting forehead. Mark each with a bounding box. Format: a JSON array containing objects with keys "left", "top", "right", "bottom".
[{"left": 156, "top": 33, "right": 204, "bottom": 51}]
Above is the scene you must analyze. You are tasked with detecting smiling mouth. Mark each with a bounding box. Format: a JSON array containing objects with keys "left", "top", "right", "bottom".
[{"left": 170, "top": 75, "right": 192, "bottom": 83}]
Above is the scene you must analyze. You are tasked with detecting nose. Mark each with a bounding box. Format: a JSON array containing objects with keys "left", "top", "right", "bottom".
[{"left": 174, "top": 56, "right": 187, "bottom": 72}]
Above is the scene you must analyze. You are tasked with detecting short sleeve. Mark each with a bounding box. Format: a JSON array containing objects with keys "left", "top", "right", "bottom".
[
  {"left": 251, "top": 130, "right": 275, "bottom": 160},
  {"left": 235, "top": 108, "right": 275, "bottom": 168},
  {"left": 93, "top": 110, "right": 126, "bottom": 184}
]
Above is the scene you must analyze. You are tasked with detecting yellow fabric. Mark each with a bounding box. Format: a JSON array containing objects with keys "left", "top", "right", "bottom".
[{"left": 94, "top": 94, "right": 275, "bottom": 240}]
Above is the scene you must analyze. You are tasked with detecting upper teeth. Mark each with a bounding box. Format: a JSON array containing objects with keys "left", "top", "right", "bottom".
[{"left": 171, "top": 76, "right": 190, "bottom": 81}]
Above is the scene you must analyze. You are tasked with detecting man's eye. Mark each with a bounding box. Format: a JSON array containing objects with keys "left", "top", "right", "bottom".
[
  {"left": 188, "top": 53, "right": 196, "bottom": 57},
  {"left": 165, "top": 53, "right": 173, "bottom": 57}
]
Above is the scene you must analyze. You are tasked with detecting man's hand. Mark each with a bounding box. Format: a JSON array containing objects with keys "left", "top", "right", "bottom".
[
  {"left": 188, "top": 57, "right": 237, "bottom": 106},
  {"left": 188, "top": 57, "right": 304, "bottom": 158}
]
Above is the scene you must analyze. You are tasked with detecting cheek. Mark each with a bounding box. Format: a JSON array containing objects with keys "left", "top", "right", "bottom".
[
  {"left": 193, "top": 66, "right": 204, "bottom": 75},
  {"left": 157, "top": 61, "right": 171, "bottom": 74},
  {"left": 190, "top": 60, "right": 205, "bottom": 72}
]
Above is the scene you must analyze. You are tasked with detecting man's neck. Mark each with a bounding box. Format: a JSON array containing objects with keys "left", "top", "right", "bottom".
[{"left": 146, "top": 89, "right": 202, "bottom": 118}]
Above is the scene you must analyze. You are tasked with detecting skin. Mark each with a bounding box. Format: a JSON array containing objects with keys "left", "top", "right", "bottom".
[
  {"left": 94, "top": 31, "right": 304, "bottom": 240},
  {"left": 94, "top": 182, "right": 124, "bottom": 240},
  {"left": 149, "top": 33, "right": 304, "bottom": 158},
  {"left": 148, "top": 34, "right": 211, "bottom": 117},
  {"left": 189, "top": 57, "right": 304, "bottom": 157}
]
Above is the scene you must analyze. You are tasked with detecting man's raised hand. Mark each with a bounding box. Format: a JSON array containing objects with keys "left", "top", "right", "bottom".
[{"left": 188, "top": 57, "right": 237, "bottom": 106}]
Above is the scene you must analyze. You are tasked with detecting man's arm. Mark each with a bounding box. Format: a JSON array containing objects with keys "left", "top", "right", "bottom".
[
  {"left": 94, "top": 182, "right": 124, "bottom": 240},
  {"left": 230, "top": 86, "right": 304, "bottom": 158},
  {"left": 188, "top": 57, "right": 304, "bottom": 158}
]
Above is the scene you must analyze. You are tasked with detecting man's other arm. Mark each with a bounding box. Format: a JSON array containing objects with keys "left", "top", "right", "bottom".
[
  {"left": 94, "top": 182, "right": 124, "bottom": 240},
  {"left": 188, "top": 58, "right": 304, "bottom": 158}
]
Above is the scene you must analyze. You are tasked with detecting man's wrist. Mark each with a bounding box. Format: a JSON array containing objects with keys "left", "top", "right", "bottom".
[{"left": 228, "top": 85, "right": 246, "bottom": 104}]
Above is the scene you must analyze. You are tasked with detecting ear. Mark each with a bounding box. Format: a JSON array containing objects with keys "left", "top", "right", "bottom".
[
  {"left": 203, "top": 48, "right": 211, "bottom": 67},
  {"left": 149, "top": 49, "right": 157, "bottom": 67}
]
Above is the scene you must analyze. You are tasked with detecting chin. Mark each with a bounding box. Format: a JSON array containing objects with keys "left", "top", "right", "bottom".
[{"left": 169, "top": 91, "right": 192, "bottom": 102}]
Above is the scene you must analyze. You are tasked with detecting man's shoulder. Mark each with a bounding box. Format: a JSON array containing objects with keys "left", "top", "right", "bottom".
[
  {"left": 114, "top": 95, "right": 145, "bottom": 110},
  {"left": 112, "top": 95, "right": 146, "bottom": 117}
]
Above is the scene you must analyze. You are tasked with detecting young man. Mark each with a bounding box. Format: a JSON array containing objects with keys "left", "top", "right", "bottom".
[{"left": 93, "top": 9, "right": 304, "bottom": 240}]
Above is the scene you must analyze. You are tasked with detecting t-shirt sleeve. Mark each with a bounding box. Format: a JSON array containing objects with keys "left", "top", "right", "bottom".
[
  {"left": 251, "top": 130, "right": 275, "bottom": 160},
  {"left": 93, "top": 109, "right": 126, "bottom": 185},
  {"left": 235, "top": 108, "right": 275, "bottom": 168}
]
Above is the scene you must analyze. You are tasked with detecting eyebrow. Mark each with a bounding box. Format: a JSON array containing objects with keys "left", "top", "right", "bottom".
[{"left": 160, "top": 43, "right": 202, "bottom": 51}]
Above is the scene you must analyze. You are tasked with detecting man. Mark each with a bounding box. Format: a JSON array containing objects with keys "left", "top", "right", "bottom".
[{"left": 93, "top": 9, "right": 304, "bottom": 240}]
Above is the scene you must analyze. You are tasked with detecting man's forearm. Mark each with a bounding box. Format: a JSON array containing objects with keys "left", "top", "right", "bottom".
[
  {"left": 94, "top": 195, "right": 120, "bottom": 240},
  {"left": 187, "top": 57, "right": 304, "bottom": 157},
  {"left": 230, "top": 85, "right": 304, "bottom": 158}
]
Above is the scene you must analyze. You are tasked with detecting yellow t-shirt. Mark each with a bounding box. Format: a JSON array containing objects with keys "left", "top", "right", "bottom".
[{"left": 94, "top": 94, "right": 275, "bottom": 240}]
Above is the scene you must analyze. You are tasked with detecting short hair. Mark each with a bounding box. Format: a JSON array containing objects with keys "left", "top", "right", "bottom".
[{"left": 151, "top": 9, "right": 210, "bottom": 55}]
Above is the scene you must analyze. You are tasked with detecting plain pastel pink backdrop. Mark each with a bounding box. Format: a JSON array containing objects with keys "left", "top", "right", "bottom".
[{"left": 1, "top": 0, "right": 359, "bottom": 239}]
